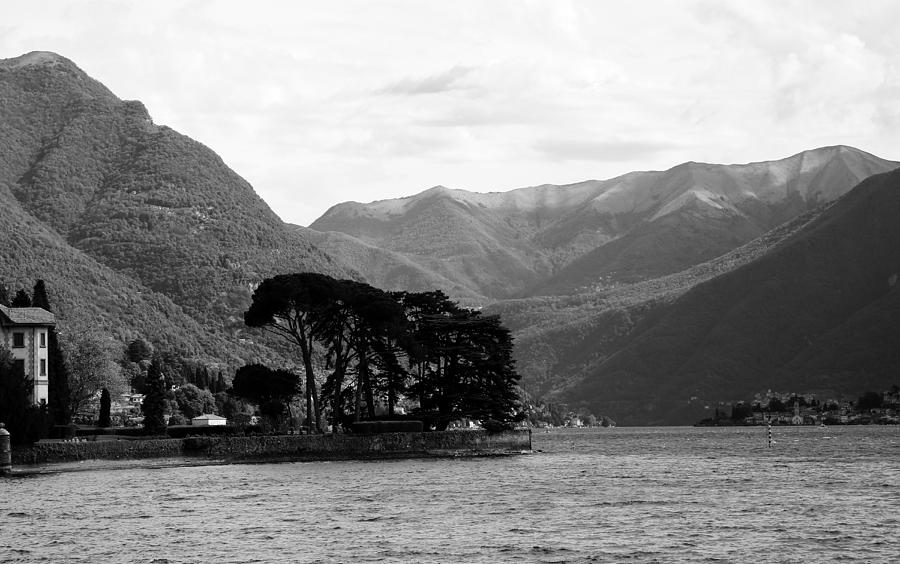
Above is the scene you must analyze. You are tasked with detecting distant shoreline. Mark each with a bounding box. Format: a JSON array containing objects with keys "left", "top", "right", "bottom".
[{"left": 695, "top": 419, "right": 899, "bottom": 427}]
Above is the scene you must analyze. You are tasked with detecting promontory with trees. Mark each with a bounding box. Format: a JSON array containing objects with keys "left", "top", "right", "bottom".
[
  {"left": 239, "top": 272, "right": 525, "bottom": 433},
  {"left": 0, "top": 273, "right": 526, "bottom": 446}
]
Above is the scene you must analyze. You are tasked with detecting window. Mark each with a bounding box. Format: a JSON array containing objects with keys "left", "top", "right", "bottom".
[
  {"left": 40, "top": 359, "right": 47, "bottom": 377},
  {"left": 40, "top": 332, "right": 46, "bottom": 348},
  {"left": 12, "top": 332, "right": 25, "bottom": 348}
]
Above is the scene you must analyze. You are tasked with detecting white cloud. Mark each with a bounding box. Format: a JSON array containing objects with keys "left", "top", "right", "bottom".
[
  {"left": 380, "top": 66, "right": 476, "bottom": 96},
  {"left": 533, "top": 139, "right": 673, "bottom": 163}
]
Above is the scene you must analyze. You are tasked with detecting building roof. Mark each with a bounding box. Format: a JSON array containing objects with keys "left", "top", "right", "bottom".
[
  {"left": 0, "top": 305, "right": 56, "bottom": 326},
  {"left": 192, "top": 414, "right": 227, "bottom": 420}
]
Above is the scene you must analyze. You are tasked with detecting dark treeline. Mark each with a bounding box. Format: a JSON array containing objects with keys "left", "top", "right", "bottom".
[{"left": 243, "top": 273, "right": 524, "bottom": 432}]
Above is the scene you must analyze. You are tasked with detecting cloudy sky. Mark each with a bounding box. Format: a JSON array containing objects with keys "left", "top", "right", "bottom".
[{"left": 4, "top": 1, "right": 900, "bottom": 225}]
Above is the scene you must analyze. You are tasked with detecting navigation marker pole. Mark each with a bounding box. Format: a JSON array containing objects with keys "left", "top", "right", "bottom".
[{"left": 766, "top": 418, "right": 773, "bottom": 448}]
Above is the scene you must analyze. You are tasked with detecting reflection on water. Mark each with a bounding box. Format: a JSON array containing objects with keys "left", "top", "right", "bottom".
[{"left": 2, "top": 426, "right": 898, "bottom": 563}]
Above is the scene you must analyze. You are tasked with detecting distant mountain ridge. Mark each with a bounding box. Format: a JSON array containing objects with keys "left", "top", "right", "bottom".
[
  {"left": 309, "top": 146, "right": 898, "bottom": 300},
  {"left": 1, "top": 51, "right": 350, "bottom": 366},
  {"left": 557, "top": 167, "right": 900, "bottom": 424}
]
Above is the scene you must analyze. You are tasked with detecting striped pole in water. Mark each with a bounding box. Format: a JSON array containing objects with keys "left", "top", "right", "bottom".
[{"left": 766, "top": 419, "right": 772, "bottom": 448}]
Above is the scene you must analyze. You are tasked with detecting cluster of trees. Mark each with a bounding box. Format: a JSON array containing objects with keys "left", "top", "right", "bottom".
[
  {"left": 130, "top": 343, "right": 249, "bottom": 433},
  {"left": 242, "top": 273, "right": 524, "bottom": 432},
  {"left": 2, "top": 274, "right": 525, "bottom": 440},
  {"left": 1, "top": 280, "right": 243, "bottom": 440},
  {"left": 123, "top": 338, "right": 228, "bottom": 396},
  {"left": 0, "top": 346, "right": 48, "bottom": 444}
]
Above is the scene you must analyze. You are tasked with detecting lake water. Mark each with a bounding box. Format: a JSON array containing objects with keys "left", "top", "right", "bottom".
[{"left": 2, "top": 426, "right": 899, "bottom": 563}]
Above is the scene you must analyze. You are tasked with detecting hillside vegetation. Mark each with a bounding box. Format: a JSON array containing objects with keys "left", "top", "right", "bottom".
[
  {"left": 559, "top": 169, "right": 900, "bottom": 424},
  {"left": 0, "top": 51, "right": 350, "bottom": 367}
]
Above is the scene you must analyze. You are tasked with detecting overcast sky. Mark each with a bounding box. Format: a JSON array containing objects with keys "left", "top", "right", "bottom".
[{"left": 4, "top": 1, "right": 900, "bottom": 225}]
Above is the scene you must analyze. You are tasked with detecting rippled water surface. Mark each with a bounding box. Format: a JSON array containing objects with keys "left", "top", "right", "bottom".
[{"left": 2, "top": 426, "right": 899, "bottom": 563}]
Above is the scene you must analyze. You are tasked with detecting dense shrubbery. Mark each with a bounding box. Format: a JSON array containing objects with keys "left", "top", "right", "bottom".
[{"left": 164, "top": 424, "right": 241, "bottom": 439}]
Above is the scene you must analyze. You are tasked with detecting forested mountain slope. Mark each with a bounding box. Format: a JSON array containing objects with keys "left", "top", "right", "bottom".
[
  {"left": 0, "top": 51, "right": 349, "bottom": 365},
  {"left": 556, "top": 168, "right": 900, "bottom": 424}
]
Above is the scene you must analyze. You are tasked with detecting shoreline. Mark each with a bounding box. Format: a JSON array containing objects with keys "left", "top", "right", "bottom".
[{"left": 7, "top": 429, "right": 532, "bottom": 475}]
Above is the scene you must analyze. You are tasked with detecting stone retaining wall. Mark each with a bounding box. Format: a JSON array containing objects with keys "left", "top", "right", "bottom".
[
  {"left": 12, "top": 430, "right": 532, "bottom": 465},
  {"left": 12, "top": 438, "right": 183, "bottom": 465}
]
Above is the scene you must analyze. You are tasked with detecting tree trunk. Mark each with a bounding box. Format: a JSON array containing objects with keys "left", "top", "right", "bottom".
[
  {"left": 387, "top": 371, "right": 396, "bottom": 416},
  {"left": 353, "top": 370, "right": 363, "bottom": 422},
  {"left": 298, "top": 335, "right": 320, "bottom": 433},
  {"left": 330, "top": 366, "right": 345, "bottom": 432},
  {"left": 364, "top": 366, "right": 376, "bottom": 419}
]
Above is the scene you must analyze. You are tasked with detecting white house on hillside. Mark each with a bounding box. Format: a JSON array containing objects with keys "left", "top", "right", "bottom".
[{"left": 0, "top": 304, "right": 56, "bottom": 405}]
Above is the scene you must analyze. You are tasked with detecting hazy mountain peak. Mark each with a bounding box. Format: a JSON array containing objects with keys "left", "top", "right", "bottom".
[
  {"left": 0, "top": 49, "right": 116, "bottom": 103},
  {"left": 0, "top": 51, "right": 74, "bottom": 69}
]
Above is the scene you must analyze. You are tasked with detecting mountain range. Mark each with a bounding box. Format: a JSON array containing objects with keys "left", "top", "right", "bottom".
[
  {"left": 306, "top": 148, "right": 900, "bottom": 424},
  {"left": 308, "top": 146, "right": 896, "bottom": 300},
  {"left": 2, "top": 51, "right": 898, "bottom": 424}
]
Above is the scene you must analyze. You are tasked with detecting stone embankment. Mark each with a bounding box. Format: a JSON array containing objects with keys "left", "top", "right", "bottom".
[{"left": 11, "top": 430, "right": 532, "bottom": 466}]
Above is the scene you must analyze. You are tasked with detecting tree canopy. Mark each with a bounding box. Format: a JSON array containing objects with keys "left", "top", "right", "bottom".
[
  {"left": 230, "top": 364, "right": 301, "bottom": 428},
  {"left": 174, "top": 383, "right": 217, "bottom": 420},
  {"left": 244, "top": 273, "right": 524, "bottom": 432},
  {"left": 0, "top": 345, "right": 46, "bottom": 444},
  {"left": 61, "top": 330, "right": 125, "bottom": 418}
]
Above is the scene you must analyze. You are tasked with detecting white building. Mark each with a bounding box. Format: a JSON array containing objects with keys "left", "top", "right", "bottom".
[
  {"left": 0, "top": 305, "right": 56, "bottom": 405},
  {"left": 191, "top": 414, "right": 227, "bottom": 426}
]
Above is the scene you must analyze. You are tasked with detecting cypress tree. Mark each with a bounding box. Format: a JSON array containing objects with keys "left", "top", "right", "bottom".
[
  {"left": 98, "top": 388, "right": 111, "bottom": 427},
  {"left": 142, "top": 359, "right": 167, "bottom": 435},
  {"left": 31, "top": 280, "right": 51, "bottom": 310}
]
